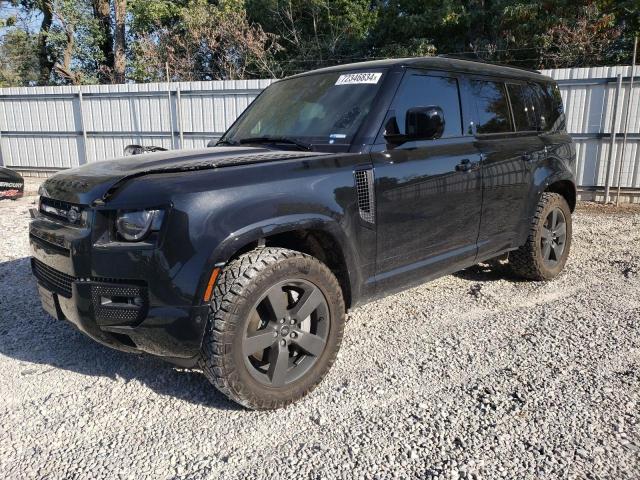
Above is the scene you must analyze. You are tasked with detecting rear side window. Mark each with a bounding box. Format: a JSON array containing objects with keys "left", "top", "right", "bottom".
[
  {"left": 537, "top": 82, "right": 564, "bottom": 131},
  {"left": 468, "top": 80, "right": 512, "bottom": 134},
  {"left": 506, "top": 83, "right": 540, "bottom": 131},
  {"left": 390, "top": 73, "right": 463, "bottom": 138}
]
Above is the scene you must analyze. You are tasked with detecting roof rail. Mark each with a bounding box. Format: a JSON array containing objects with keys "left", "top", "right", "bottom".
[{"left": 437, "top": 54, "right": 541, "bottom": 74}]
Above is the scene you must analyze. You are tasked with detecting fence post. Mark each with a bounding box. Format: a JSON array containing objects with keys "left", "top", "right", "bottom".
[
  {"left": 176, "top": 86, "right": 184, "bottom": 149},
  {"left": 604, "top": 74, "right": 623, "bottom": 204},
  {"left": 616, "top": 38, "right": 638, "bottom": 206},
  {"left": 0, "top": 96, "right": 5, "bottom": 167},
  {"left": 165, "top": 63, "right": 175, "bottom": 150},
  {"left": 77, "top": 89, "right": 90, "bottom": 165},
  {"left": 0, "top": 126, "right": 4, "bottom": 167}
]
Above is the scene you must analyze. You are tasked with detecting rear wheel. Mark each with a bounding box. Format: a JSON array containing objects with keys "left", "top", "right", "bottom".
[
  {"left": 509, "top": 192, "right": 572, "bottom": 280},
  {"left": 199, "top": 247, "right": 345, "bottom": 409}
]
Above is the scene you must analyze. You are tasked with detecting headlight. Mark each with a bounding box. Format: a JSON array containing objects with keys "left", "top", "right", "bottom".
[{"left": 116, "top": 209, "right": 164, "bottom": 241}]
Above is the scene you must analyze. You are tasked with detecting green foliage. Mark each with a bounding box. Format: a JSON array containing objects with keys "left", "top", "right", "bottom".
[
  {"left": 128, "top": 0, "right": 186, "bottom": 34},
  {"left": 0, "top": 28, "right": 39, "bottom": 86},
  {"left": 47, "top": 0, "right": 105, "bottom": 84}
]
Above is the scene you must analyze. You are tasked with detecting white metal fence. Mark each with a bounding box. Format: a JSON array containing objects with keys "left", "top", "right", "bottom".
[
  {"left": 0, "top": 67, "right": 639, "bottom": 193},
  {"left": 540, "top": 66, "right": 639, "bottom": 193},
  {"left": 0, "top": 79, "right": 273, "bottom": 174}
]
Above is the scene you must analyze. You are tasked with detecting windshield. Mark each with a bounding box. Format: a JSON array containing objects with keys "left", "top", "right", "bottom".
[{"left": 220, "top": 70, "right": 386, "bottom": 148}]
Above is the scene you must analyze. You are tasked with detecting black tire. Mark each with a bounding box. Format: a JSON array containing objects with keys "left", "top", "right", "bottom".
[
  {"left": 199, "top": 247, "right": 345, "bottom": 410},
  {"left": 509, "top": 192, "right": 572, "bottom": 280}
]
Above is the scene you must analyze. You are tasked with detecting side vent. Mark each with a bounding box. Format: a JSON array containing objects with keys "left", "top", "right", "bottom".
[{"left": 354, "top": 169, "right": 375, "bottom": 224}]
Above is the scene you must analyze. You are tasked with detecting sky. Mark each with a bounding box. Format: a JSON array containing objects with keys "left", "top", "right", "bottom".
[{"left": 1, "top": 2, "right": 43, "bottom": 39}]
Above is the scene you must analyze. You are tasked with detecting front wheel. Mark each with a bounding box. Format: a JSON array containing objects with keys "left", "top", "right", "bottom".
[
  {"left": 509, "top": 192, "right": 572, "bottom": 280},
  {"left": 199, "top": 247, "right": 345, "bottom": 410}
]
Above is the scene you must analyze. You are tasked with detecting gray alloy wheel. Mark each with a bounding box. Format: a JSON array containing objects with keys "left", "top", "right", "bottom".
[
  {"left": 509, "top": 192, "right": 572, "bottom": 281},
  {"left": 540, "top": 207, "right": 567, "bottom": 268},
  {"left": 199, "top": 247, "right": 345, "bottom": 410},
  {"left": 242, "top": 280, "right": 330, "bottom": 387}
]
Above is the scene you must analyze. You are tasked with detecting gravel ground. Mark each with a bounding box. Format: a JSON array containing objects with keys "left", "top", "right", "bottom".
[{"left": 1, "top": 192, "right": 639, "bottom": 479}]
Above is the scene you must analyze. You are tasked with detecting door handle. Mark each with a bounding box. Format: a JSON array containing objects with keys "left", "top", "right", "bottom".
[{"left": 455, "top": 158, "right": 480, "bottom": 172}]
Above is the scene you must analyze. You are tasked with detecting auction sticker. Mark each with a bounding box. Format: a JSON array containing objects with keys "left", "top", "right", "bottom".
[{"left": 335, "top": 72, "right": 382, "bottom": 85}]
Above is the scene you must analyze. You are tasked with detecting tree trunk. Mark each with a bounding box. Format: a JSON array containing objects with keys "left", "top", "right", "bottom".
[
  {"left": 55, "top": 24, "right": 80, "bottom": 85},
  {"left": 92, "top": 0, "right": 114, "bottom": 83},
  {"left": 114, "top": 0, "right": 126, "bottom": 83},
  {"left": 37, "top": 0, "right": 54, "bottom": 85}
]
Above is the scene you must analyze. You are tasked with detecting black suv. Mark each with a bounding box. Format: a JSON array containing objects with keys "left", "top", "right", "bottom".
[{"left": 29, "top": 57, "right": 576, "bottom": 409}]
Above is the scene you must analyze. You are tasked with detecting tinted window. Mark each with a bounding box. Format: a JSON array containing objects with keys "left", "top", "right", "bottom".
[
  {"left": 539, "top": 83, "right": 564, "bottom": 131},
  {"left": 469, "top": 80, "right": 512, "bottom": 134},
  {"left": 507, "top": 83, "right": 540, "bottom": 131},
  {"left": 390, "top": 74, "right": 462, "bottom": 138}
]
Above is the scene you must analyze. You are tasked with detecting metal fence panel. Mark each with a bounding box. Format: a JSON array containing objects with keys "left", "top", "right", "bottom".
[
  {"left": 0, "top": 79, "right": 273, "bottom": 170},
  {"left": 1, "top": 69, "right": 639, "bottom": 191},
  {"left": 542, "top": 66, "right": 639, "bottom": 190}
]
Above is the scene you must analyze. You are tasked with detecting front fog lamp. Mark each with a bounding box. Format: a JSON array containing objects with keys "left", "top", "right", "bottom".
[{"left": 116, "top": 209, "right": 164, "bottom": 241}]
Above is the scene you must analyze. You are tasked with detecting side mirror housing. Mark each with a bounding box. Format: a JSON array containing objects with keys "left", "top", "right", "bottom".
[
  {"left": 405, "top": 106, "right": 445, "bottom": 141},
  {"left": 383, "top": 106, "right": 445, "bottom": 146},
  {"left": 124, "top": 144, "right": 168, "bottom": 156}
]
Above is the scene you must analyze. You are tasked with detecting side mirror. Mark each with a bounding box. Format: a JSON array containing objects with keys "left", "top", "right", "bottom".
[{"left": 405, "top": 106, "right": 445, "bottom": 141}]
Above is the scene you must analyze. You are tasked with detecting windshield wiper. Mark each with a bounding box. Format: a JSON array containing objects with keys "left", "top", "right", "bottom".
[{"left": 237, "top": 136, "right": 313, "bottom": 151}]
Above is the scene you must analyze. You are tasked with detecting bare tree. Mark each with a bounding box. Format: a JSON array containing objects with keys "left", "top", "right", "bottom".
[
  {"left": 538, "top": 3, "right": 622, "bottom": 69},
  {"left": 134, "top": 2, "right": 280, "bottom": 81},
  {"left": 36, "top": 0, "right": 55, "bottom": 84},
  {"left": 92, "top": 0, "right": 114, "bottom": 82},
  {"left": 52, "top": 7, "right": 80, "bottom": 84}
]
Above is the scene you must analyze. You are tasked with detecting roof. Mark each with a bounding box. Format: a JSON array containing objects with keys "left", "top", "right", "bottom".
[{"left": 290, "top": 56, "right": 553, "bottom": 83}]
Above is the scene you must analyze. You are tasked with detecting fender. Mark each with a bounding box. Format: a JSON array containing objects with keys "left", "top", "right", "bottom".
[
  {"left": 194, "top": 213, "right": 364, "bottom": 307},
  {"left": 516, "top": 153, "right": 576, "bottom": 245},
  {"left": 532, "top": 149, "right": 576, "bottom": 205},
  {"left": 534, "top": 138, "right": 577, "bottom": 206}
]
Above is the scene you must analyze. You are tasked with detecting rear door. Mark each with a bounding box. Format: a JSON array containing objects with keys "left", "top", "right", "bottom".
[
  {"left": 372, "top": 70, "right": 483, "bottom": 292},
  {"left": 464, "top": 77, "right": 545, "bottom": 259}
]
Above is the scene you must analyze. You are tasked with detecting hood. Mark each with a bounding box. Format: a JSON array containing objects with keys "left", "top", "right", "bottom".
[
  {"left": 39, "top": 146, "right": 327, "bottom": 205},
  {"left": 0, "top": 167, "right": 24, "bottom": 183}
]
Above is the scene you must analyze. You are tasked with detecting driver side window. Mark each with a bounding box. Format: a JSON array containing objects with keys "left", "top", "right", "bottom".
[{"left": 388, "top": 73, "right": 463, "bottom": 138}]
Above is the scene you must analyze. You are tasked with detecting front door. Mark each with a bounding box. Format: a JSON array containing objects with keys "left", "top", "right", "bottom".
[{"left": 372, "top": 70, "right": 483, "bottom": 293}]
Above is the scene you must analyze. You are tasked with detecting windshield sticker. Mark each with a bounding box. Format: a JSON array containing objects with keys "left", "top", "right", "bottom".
[{"left": 335, "top": 73, "right": 382, "bottom": 85}]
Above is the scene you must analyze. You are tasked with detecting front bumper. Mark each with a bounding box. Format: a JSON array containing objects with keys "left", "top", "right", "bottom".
[{"left": 29, "top": 208, "right": 209, "bottom": 364}]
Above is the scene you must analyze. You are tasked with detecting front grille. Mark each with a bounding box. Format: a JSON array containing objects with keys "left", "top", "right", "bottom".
[
  {"left": 39, "top": 197, "right": 86, "bottom": 226},
  {"left": 31, "top": 258, "right": 74, "bottom": 298},
  {"left": 32, "top": 259, "right": 148, "bottom": 324},
  {"left": 29, "top": 233, "right": 71, "bottom": 256}
]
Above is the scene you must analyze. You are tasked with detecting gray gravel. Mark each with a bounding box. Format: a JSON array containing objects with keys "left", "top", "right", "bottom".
[{"left": 1, "top": 192, "right": 639, "bottom": 479}]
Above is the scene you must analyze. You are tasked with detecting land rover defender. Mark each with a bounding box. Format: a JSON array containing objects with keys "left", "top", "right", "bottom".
[{"left": 29, "top": 57, "right": 576, "bottom": 409}]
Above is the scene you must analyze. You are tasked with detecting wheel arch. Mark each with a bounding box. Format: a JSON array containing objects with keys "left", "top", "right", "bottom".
[
  {"left": 544, "top": 179, "right": 576, "bottom": 212},
  {"left": 199, "top": 215, "right": 358, "bottom": 310}
]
